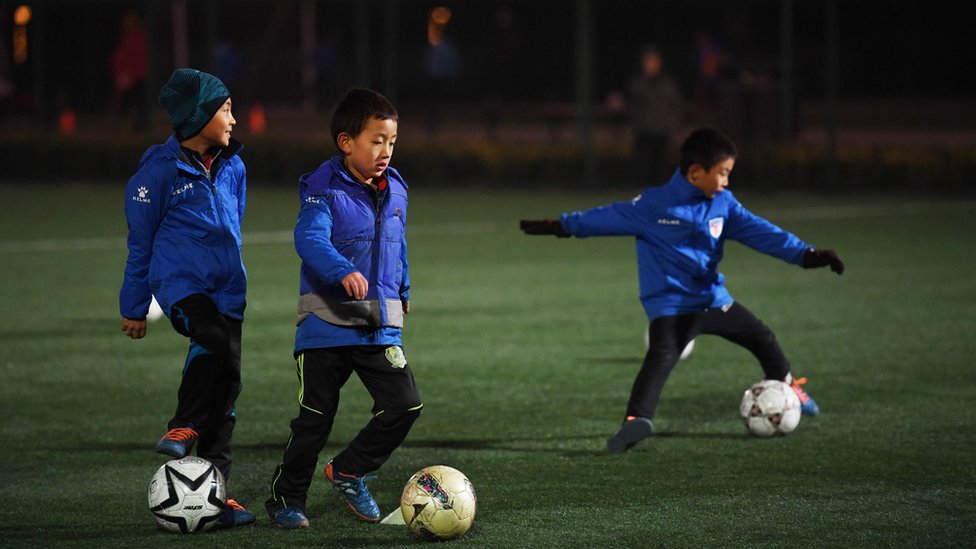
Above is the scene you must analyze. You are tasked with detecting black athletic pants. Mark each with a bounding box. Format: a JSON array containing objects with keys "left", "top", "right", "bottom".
[
  {"left": 266, "top": 346, "right": 422, "bottom": 513},
  {"left": 168, "top": 294, "right": 242, "bottom": 481},
  {"left": 627, "top": 302, "right": 791, "bottom": 419}
]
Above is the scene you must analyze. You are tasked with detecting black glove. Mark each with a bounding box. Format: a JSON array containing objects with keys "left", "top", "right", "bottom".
[
  {"left": 802, "top": 248, "right": 845, "bottom": 275},
  {"left": 519, "top": 219, "right": 570, "bottom": 238}
]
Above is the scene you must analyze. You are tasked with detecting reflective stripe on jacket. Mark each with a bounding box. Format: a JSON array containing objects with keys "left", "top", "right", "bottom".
[{"left": 294, "top": 155, "right": 409, "bottom": 349}]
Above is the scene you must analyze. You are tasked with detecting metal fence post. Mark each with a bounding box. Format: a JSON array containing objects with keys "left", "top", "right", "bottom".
[{"left": 575, "top": 0, "right": 595, "bottom": 186}]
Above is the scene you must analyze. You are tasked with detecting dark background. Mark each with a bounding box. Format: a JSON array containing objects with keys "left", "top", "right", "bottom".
[
  {"left": 3, "top": 0, "right": 971, "bottom": 112},
  {"left": 1, "top": 0, "right": 973, "bottom": 188}
]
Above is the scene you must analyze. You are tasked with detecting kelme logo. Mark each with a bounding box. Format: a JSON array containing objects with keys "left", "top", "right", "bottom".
[{"left": 132, "top": 186, "right": 151, "bottom": 204}]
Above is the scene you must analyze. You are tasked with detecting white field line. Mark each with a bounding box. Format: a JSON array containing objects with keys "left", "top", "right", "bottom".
[
  {"left": 761, "top": 201, "right": 973, "bottom": 221},
  {"left": 0, "top": 222, "right": 500, "bottom": 253},
  {"left": 0, "top": 202, "right": 968, "bottom": 254}
]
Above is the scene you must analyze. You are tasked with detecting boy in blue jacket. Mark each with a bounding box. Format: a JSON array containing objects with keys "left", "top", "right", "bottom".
[
  {"left": 119, "top": 68, "right": 255, "bottom": 526},
  {"left": 520, "top": 127, "right": 844, "bottom": 454},
  {"left": 266, "top": 88, "right": 422, "bottom": 529}
]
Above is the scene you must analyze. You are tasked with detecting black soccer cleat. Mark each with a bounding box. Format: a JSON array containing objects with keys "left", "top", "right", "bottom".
[{"left": 607, "top": 416, "right": 653, "bottom": 454}]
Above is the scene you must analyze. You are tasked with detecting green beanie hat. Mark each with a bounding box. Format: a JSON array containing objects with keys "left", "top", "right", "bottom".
[{"left": 158, "top": 68, "right": 230, "bottom": 141}]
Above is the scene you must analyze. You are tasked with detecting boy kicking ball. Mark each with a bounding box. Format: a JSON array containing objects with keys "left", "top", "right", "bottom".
[
  {"left": 265, "top": 88, "right": 422, "bottom": 528},
  {"left": 521, "top": 127, "right": 844, "bottom": 453}
]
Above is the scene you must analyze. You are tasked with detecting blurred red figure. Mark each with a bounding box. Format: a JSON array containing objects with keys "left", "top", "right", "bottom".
[
  {"left": 59, "top": 107, "right": 77, "bottom": 135},
  {"left": 692, "top": 30, "right": 727, "bottom": 112},
  {"left": 248, "top": 104, "right": 267, "bottom": 135},
  {"left": 110, "top": 10, "right": 148, "bottom": 129}
]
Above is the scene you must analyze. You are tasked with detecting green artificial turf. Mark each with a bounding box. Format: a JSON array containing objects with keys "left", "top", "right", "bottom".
[{"left": 0, "top": 183, "right": 973, "bottom": 548}]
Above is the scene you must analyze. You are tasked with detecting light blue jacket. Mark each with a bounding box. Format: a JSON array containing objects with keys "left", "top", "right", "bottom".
[
  {"left": 119, "top": 135, "right": 247, "bottom": 320},
  {"left": 561, "top": 170, "right": 810, "bottom": 321},
  {"left": 293, "top": 156, "right": 409, "bottom": 351}
]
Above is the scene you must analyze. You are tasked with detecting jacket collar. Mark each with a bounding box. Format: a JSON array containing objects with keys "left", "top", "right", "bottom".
[
  {"left": 300, "top": 155, "right": 406, "bottom": 201},
  {"left": 665, "top": 168, "right": 708, "bottom": 200},
  {"left": 328, "top": 154, "right": 406, "bottom": 191},
  {"left": 165, "top": 134, "right": 243, "bottom": 177}
]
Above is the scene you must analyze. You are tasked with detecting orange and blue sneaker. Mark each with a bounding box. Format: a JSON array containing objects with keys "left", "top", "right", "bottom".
[
  {"left": 154, "top": 426, "right": 198, "bottom": 458},
  {"left": 607, "top": 416, "right": 653, "bottom": 454},
  {"left": 324, "top": 462, "right": 380, "bottom": 522},
  {"left": 791, "top": 377, "right": 820, "bottom": 416},
  {"left": 217, "top": 498, "right": 256, "bottom": 528},
  {"left": 272, "top": 506, "right": 310, "bottom": 529}
]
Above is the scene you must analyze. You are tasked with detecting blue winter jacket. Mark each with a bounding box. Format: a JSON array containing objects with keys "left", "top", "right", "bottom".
[
  {"left": 561, "top": 169, "right": 811, "bottom": 321},
  {"left": 293, "top": 156, "right": 409, "bottom": 350},
  {"left": 119, "top": 135, "right": 247, "bottom": 320}
]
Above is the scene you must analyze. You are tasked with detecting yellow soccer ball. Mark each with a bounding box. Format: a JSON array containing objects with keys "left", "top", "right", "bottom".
[{"left": 400, "top": 465, "right": 476, "bottom": 541}]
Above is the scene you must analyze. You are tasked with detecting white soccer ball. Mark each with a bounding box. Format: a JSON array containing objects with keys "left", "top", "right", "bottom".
[
  {"left": 400, "top": 465, "right": 477, "bottom": 541},
  {"left": 147, "top": 296, "right": 165, "bottom": 322},
  {"left": 643, "top": 331, "right": 695, "bottom": 360},
  {"left": 739, "top": 379, "right": 802, "bottom": 437},
  {"left": 148, "top": 457, "right": 226, "bottom": 533}
]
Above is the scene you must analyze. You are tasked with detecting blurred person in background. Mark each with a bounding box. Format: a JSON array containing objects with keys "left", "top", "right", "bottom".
[
  {"left": 628, "top": 45, "right": 684, "bottom": 186},
  {"left": 691, "top": 29, "right": 727, "bottom": 115},
  {"left": 110, "top": 9, "right": 148, "bottom": 130}
]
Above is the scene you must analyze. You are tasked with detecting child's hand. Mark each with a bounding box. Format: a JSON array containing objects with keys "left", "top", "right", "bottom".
[
  {"left": 121, "top": 317, "right": 147, "bottom": 339},
  {"left": 342, "top": 271, "right": 369, "bottom": 300},
  {"left": 403, "top": 300, "right": 410, "bottom": 315},
  {"left": 802, "top": 248, "right": 845, "bottom": 275},
  {"left": 519, "top": 219, "right": 570, "bottom": 237}
]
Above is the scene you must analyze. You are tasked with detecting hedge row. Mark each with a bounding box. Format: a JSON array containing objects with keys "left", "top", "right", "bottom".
[{"left": 2, "top": 134, "right": 973, "bottom": 192}]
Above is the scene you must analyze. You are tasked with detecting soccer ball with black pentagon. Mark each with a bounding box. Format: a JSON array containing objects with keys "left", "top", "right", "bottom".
[
  {"left": 147, "top": 457, "right": 226, "bottom": 533},
  {"left": 739, "top": 379, "right": 801, "bottom": 437},
  {"left": 400, "top": 465, "right": 476, "bottom": 541}
]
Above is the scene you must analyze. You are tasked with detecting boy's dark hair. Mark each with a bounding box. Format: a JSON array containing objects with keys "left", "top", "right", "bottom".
[
  {"left": 680, "top": 127, "right": 737, "bottom": 175},
  {"left": 330, "top": 88, "right": 398, "bottom": 148}
]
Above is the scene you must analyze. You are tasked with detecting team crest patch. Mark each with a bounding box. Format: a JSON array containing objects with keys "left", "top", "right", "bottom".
[
  {"left": 385, "top": 346, "right": 407, "bottom": 369},
  {"left": 708, "top": 217, "right": 724, "bottom": 238}
]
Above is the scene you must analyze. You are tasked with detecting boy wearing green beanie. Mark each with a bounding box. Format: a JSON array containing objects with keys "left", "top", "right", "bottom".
[{"left": 120, "top": 68, "right": 255, "bottom": 528}]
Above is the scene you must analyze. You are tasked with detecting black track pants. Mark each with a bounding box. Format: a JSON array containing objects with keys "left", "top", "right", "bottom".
[
  {"left": 168, "top": 293, "right": 242, "bottom": 480},
  {"left": 627, "top": 302, "right": 790, "bottom": 419},
  {"left": 266, "top": 346, "right": 422, "bottom": 513}
]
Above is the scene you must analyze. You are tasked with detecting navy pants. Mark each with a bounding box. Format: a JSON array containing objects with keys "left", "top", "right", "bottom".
[
  {"left": 628, "top": 302, "right": 791, "bottom": 419},
  {"left": 168, "top": 294, "right": 242, "bottom": 481}
]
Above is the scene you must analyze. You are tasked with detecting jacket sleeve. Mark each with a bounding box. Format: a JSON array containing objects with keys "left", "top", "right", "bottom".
[
  {"left": 560, "top": 195, "right": 648, "bottom": 237},
  {"left": 294, "top": 196, "right": 358, "bottom": 286},
  {"left": 119, "top": 165, "right": 170, "bottom": 318},
  {"left": 399, "top": 238, "right": 410, "bottom": 302},
  {"left": 725, "top": 200, "right": 810, "bottom": 265},
  {"left": 236, "top": 162, "right": 247, "bottom": 222}
]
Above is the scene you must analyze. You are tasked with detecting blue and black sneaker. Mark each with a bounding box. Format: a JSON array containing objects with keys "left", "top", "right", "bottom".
[
  {"left": 607, "top": 416, "right": 654, "bottom": 454},
  {"left": 154, "top": 426, "right": 198, "bottom": 458},
  {"left": 324, "top": 462, "right": 380, "bottom": 522},
  {"left": 791, "top": 377, "right": 820, "bottom": 416},
  {"left": 272, "top": 506, "right": 310, "bottom": 529},
  {"left": 217, "top": 498, "right": 256, "bottom": 529}
]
